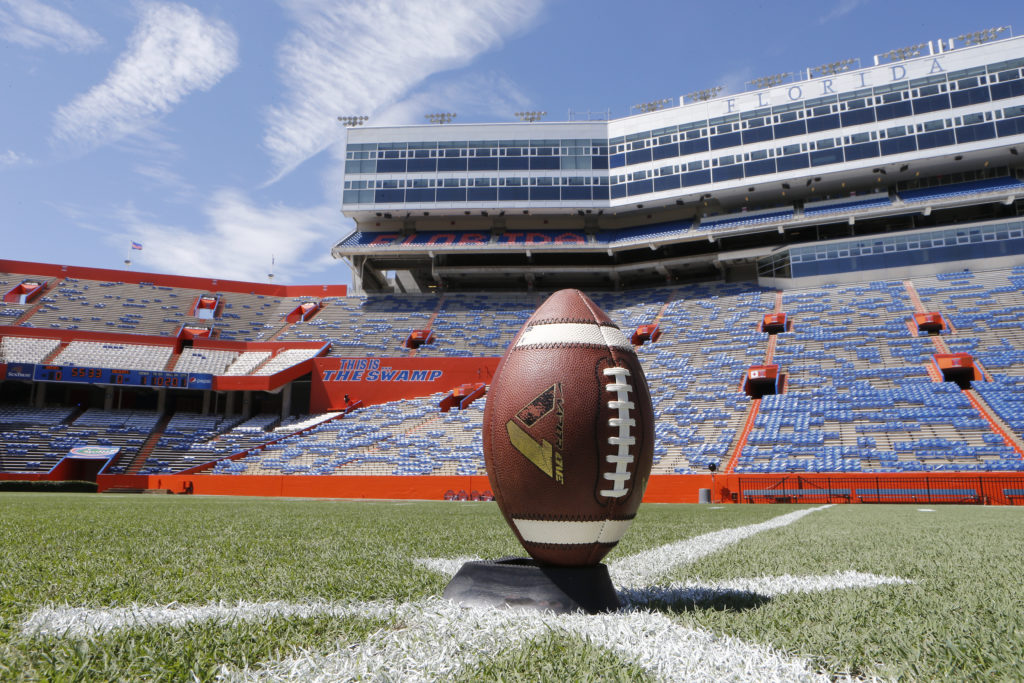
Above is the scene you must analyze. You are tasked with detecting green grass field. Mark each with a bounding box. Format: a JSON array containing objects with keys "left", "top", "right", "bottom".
[{"left": 1, "top": 493, "right": 1022, "bottom": 681}]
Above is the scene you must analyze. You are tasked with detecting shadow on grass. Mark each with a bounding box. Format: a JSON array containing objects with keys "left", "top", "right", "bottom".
[{"left": 618, "top": 586, "right": 771, "bottom": 613}]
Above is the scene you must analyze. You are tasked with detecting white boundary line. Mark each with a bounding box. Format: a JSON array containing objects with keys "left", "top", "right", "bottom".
[
  {"left": 609, "top": 505, "right": 831, "bottom": 587},
  {"left": 219, "top": 597, "right": 842, "bottom": 683}
]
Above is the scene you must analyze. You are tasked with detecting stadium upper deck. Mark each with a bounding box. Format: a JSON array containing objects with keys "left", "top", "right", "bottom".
[{"left": 335, "top": 31, "right": 1024, "bottom": 292}]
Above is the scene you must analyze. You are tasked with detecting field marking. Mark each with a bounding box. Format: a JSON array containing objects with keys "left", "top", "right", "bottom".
[
  {"left": 22, "top": 504, "right": 899, "bottom": 681},
  {"left": 609, "top": 505, "right": 831, "bottom": 587},
  {"left": 21, "top": 600, "right": 398, "bottom": 639},
  {"left": 219, "top": 596, "right": 843, "bottom": 683},
  {"left": 413, "top": 555, "right": 482, "bottom": 577},
  {"left": 413, "top": 505, "right": 832, "bottom": 585}
]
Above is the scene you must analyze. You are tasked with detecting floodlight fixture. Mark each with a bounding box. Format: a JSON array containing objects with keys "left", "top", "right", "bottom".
[
  {"left": 746, "top": 72, "right": 792, "bottom": 90},
  {"left": 878, "top": 42, "right": 929, "bottom": 63},
  {"left": 684, "top": 86, "right": 723, "bottom": 103},
  {"left": 956, "top": 26, "right": 1011, "bottom": 47},
  {"left": 425, "top": 112, "right": 457, "bottom": 124},
  {"left": 810, "top": 58, "right": 858, "bottom": 77},
  {"left": 631, "top": 98, "right": 673, "bottom": 114},
  {"left": 337, "top": 115, "right": 368, "bottom": 127},
  {"left": 515, "top": 111, "right": 547, "bottom": 122}
]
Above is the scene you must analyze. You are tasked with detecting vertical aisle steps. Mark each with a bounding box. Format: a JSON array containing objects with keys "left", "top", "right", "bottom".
[
  {"left": 723, "top": 289, "right": 779, "bottom": 474},
  {"left": 124, "top": 412, "right": 173, "bottom": 474}
]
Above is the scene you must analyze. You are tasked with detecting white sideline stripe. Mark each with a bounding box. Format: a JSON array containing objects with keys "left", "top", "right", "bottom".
[
  {"left": 621, "top": 570, "right": 913, "bottom": 608},
  {"left": 413, "top": 556, "right": 482, "bottom": 577},
  {"left": 515, "top": 322, "right": 632, "bottom": 350},
  {"left": 610, "top": 505, "right": 831, "bottom": 587},
  {"left": 218, "top": 596, "right": 846, "bottom": 683},
  {"left": 21, "top": 600, "right": 390, "bottom": 639},
  {"left": 513, "top": 518, "right": 633, "bottom": 545}
]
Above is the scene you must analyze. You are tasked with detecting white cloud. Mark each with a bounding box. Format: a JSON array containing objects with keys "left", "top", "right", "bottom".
[
  {"left": 51, "top": 2, "right": 238, "bottom": 151},
  {"left": 264, "top": 0, "right": 544, "bottom": 180},
  {"left": 0, "top": 149, "right": 30, "bottom": 167},
  {"left": 0, "top": 0, "right": 103, "bottom": 52},
  {"left": 116, "top": 189, "right": 348, "bottom": 284}
]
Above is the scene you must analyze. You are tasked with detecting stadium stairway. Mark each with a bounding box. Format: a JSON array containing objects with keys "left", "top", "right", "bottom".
[
  {"left": 12, "top": 278, "right": 62, "bottom": 326},
  {"left": 122, "top": 413, "right": 172, "bottom": 475},
  {"left": 963, "top": 389, "right": 1024, "bottom": 456},
  {"left": 407, "top": 294, "right": 445, "bottom": 357}
]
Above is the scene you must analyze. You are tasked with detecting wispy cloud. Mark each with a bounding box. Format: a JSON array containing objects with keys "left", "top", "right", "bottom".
[
  {"left": 371, "top": 73, "right": 530, "bottom": 128},
  {"left": 264, "top": 0, "right": 544, "bottom": 181},
  {"left": 115, "top": 189, "right": 345, "bottom": 283},
  {"left": 51, "top": 2, "right": 238, "bottom": 152},
  {"left": 0, "top": 0, "right": 103, "bottom": 52},
  {"left": 819, "top": 0, "right": 866, "bottom": 25},
  {"left": 0, "top": 149, "right": 31, "bottom": 167}
]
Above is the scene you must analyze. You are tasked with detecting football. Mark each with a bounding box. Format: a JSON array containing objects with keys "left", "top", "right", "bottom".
[{"left": 482, "top": 288, "right": 655, "bottom": 567}]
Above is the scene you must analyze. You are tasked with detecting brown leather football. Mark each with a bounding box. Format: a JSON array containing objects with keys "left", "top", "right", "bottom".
[{"left": 482, "top": 289, "right": 655, "bottom": 567}]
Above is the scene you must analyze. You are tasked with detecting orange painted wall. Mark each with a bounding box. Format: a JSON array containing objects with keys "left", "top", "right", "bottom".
[{"left": 94, "top": 471, "right": 1024, "bottom": 505}]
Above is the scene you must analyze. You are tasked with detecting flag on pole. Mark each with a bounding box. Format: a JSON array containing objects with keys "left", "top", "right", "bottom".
[{"left": 131, "top": 241, "right": 143, "bottom": 250}]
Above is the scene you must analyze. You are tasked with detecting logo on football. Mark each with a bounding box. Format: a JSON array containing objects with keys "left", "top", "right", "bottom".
[{"left": 482, "top": 289, "right": 655, "bottom": 567}]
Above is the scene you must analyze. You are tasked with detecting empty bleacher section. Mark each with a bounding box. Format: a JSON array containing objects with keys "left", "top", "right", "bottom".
[
  {"left": 52, "top": 341, "right": 173, "bottom": 371},
  {"left": 275, "top": 294, "right": 437, "bottom": 355},
  {"left": 5, "top": 256, "right": 1024, "bottom": 483},
  {"left": 897, "top": 176, "right": 1024, "bottom": 204},
  {"left": 3, "top": 268, "right": 315, "bottom": 342},
  {"left": 0, "top": 336, "right": 60, "bottom": 363},
  {"left": 223, "top": 351, "right": 271, "bottom": 375},
  {"left": 214, "top": 394, "right": 483, "bottom": 476},
  {"left": 802, "top": 193, "right": 892, "bottom": 217},
  {"left": 416, "top": 293, "right": 534, "bottom": 357},
  {"left": 697, "top": 207, "right": 794, "bottom": 232},
  {"left": 253, "top": 348, "right": 322, "bottom": 375},
  {"left": 0, "top": 407, "right": 159, "bottom": 473},
  {"left": 172, "top": 348, "right": 239, "bottom": 374}
]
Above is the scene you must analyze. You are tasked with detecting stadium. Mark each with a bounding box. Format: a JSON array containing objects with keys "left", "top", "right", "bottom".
[
  {"left": 4, "top": 29, "right": 1024, "bottom": 504},
  {"left": 4, "top": 19, "right": 1024, "bottom": 681}
]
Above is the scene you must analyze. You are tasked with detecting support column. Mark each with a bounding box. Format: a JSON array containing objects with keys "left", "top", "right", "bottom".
[
  {"left": 281, "top": 383, "right": 292, "bottom": 418},
  {"left": 156, "top": 388, "right": 166, "bottom": 413},
  {"left": 34, "top": 383, "right": 46, "bottom": 408},
  {"left": 103, "top": 386, "right": 114, "bottom": 411},
  {"left": 225, "top": 392, "right": 235, "bottom": 417},
  {"left": 201, "top": 390, "right": 211, "bottom": 415},
  {"left": 241, "top": 391, "right": 252, "bottom": 419}
]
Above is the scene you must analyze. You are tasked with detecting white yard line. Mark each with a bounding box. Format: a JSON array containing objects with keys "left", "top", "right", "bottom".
[
  {"left": 220, "top": 597, "right": 842, "bottom": 683},
  {"left": 609, "top": 505, "right": 831, "bottom": 587},
  {"left": 22, "top": 600, "right": 397, "bottom": 639}
]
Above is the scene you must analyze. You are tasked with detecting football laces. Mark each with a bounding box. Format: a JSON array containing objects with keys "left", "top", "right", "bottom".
[{"left": 601, "top": 366, "right": 636, "bottom": 498}]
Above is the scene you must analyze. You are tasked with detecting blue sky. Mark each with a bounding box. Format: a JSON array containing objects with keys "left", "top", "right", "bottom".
[{"left": 0, "top": 0, "right": 1018, "bottom": 285}]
